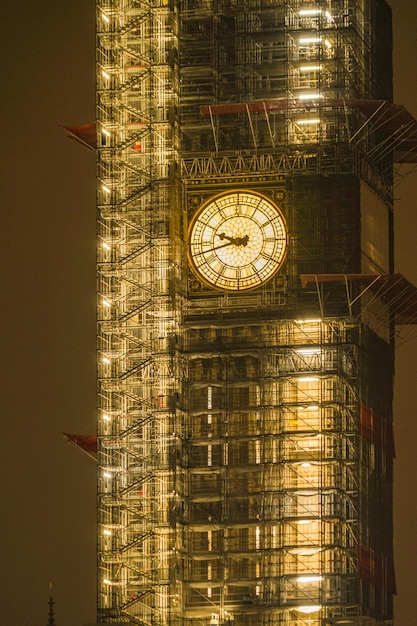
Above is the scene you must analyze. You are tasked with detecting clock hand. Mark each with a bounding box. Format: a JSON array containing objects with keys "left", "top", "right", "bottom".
[
  {"left": 193, "top": 241, "right": 235, "bottom": 256},
  {"left": 217, "top": 233, "right": 249, "bottom": 246},
  {"left": 193, "top": 235, "right": 250, "bottom": 256},
  {"left": 218, "top": 232, "right": 234, "bottom": 242}
]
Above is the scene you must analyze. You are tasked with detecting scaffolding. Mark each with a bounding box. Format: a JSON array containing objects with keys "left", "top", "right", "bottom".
[
  {"left": 96, "top": 1, "right": 183, "bottom": 623},
  {"left": 94, "top": 0, "right": 396, "bottom": 625},
  {"left": 182, "top": 316, "right": 363, "bottom": 626}
]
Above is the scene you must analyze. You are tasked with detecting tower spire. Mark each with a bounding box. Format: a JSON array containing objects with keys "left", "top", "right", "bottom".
[{"left": 46, "top": 583, "right": 56, "bottom": 626}]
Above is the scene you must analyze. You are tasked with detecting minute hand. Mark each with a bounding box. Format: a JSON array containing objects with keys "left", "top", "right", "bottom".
[{"left": 193, "top": 241, "right": 235, "bottom": 256}]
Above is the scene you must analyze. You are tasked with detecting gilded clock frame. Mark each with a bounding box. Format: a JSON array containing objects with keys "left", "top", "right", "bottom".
[{"left": 187, "top": 189, "right": 288, "bottom": 292}]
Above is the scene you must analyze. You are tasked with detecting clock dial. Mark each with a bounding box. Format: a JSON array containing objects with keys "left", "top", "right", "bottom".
[{"left": 188, "top": 190, "right": 287, "bottom": 291}]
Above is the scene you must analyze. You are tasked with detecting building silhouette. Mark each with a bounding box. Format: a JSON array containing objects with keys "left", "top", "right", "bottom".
[
  {"left": 90, "top": 1, "right": 417, "bottom": 624},
  {"left": 46, "top": 591, "right": 56, "bottom": 626}
]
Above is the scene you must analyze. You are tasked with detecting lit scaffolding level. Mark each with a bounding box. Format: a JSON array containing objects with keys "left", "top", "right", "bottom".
[{"left": 182, "top": 317, "right": 358, "bottom": 625}]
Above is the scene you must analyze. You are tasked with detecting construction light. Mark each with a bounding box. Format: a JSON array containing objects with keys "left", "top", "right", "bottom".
[
  {"left": 297, "top": 575, "right": 323, "bottom": 583},
  {"left": 299, "top": 37, "right": 322, "bottom": 44},
  {"left": 296, "top": 119, "right": 321, "bottom": 126},
  {"left": 295, "top": 347, "right": 321, "bottom": 353},
  {"left": 296, "top": 605, "right": 322, "bottom": 614},
  {"left": 299, "top": 9, "right": 321, "bottom": 16},
  {"left": 300, "top": 65, "right": 322, "bottom": 71},
  {"left": 298, "top": 93, "right": 323, "bottom": 100},
  {"left": 295, "top": 319, "right": 322, "bottom": 324}
]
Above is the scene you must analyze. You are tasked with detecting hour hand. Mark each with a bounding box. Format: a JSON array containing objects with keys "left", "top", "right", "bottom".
[
  {"left": 218, "top": 233, "right": 249, "bottom": 246},
  {"left": 217, "top": 232, "right": 234, "bottom": 242}
]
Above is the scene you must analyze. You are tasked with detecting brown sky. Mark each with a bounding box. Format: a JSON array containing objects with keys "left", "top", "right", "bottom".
[{"left": 1, "top": 1, "right": 417, "bottom": 625}]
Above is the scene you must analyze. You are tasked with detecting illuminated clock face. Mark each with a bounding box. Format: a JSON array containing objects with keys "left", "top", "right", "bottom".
[{"left": 188, "top": 190, "right": 287, "bottom": 291}]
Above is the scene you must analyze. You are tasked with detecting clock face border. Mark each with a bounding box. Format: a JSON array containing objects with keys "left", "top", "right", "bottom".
[{"left": 187, "top": 189, "right": 287, "bottom": 292}]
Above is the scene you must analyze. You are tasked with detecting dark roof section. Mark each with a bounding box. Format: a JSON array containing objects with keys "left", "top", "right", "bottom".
[
  {"left": 200, "top": 99, "right": 417, "bottom": 163},
  {"left": 300, "top": 273, "right": 417, "bottom": 325}
]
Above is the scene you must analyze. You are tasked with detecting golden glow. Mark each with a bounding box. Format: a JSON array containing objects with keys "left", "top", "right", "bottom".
[
  {"left": 188, "top": 190, "right": 287, "bottom": 291},
  {"left": 295, "top": 318, "right": 322, "bottom": 324},
  {"left": 297, "top": 575, "right": 322, "bottom": 583},
  {"left": 299, "top": 37, "right": 322, "bottom": 44},
  {"left": 299, "top": 9, "right": 321, "bottom": 16},
  {"left": 296, "top": 606, "right": 322, "bottom": 614},
  {"left": 300, "top": 65, "right": 322, "bottom": 71},
  {"left": 296, "top": 119, "right": 321, "bottom": 126},
  {"left": 299, "top": 93, "right": 323, "bottom": 100}
]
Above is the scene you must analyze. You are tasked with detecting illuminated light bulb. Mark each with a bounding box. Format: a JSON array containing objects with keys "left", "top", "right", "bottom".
[
  {"left": 102, "top": 242, "right": 111, "bottom": 250},
  {"left": 298, "top": 93, "right": 323, "bottom": 100},
  {"left": 102, "top": 184, "right": 111, "bottom": 193},
  {"left": 296, "top": 347, "right": 321, "bottom": 354},
  {"left": 102, "top": 299, "right": 111, "bottom": 307},
  {"left": 102, "top": 357, "right": 111, "bottom": 364},
  {"left": 103, "top": 414, "right": 111, "bottom": 422},
  {"left": 101, "top": 70, "right": 110, "bottom": 80},
  {"left": 295, "top": 318, "right": 322, "bottom": 324},
  {"left": 298, "top": 376, "right": 319, "bottom": 382},
  {"left": 103, "top": 578, "right": 112, "bottom": 585},
  {"left": 300, "top": 65, "right": 322, "bottom": 71},
  {"left": 306, "top": 404, "right": 319, "bottom": 410},
  {"left": 296, "top": 605, "right": 322, "bottom": 614},
  {"left": 325, "top": 11, "right": 333, "bottom": 20},
  {"left": 301, "top": 462, "right": 312, "bottom": 467},
  {"left": 299, "top": 37, "right": 322, "bottom": 44},
  {"left": 101, "top": 12, "right": 109, "bottom": 23},
  {"left": 297, "top": 575, "right": 323, "bottom": 583},
  {"left": 103, "top": 529, "right": 112, "bottom": 536},
  {"left": 299, "top": 9, "right": 322, "bottom": 16},
  {"left": 324, "top": 39, "right": 332, "bottom": 48},
  {"left": 297, "top": 519, "right": 311, "bottom": 525},
  {"left": 102, "top": 128, "right": 110, "bottom": 137},
  {"left": 296, "top": 119, "right": 321, "bottom": 126},
  {"left": 103, "top": 472, "right": 112, "bottom": 478}
]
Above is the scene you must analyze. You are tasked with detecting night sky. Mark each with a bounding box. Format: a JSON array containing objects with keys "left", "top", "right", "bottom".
[{"left": 1, "top": 2, "right": 417, "bottom": 625}]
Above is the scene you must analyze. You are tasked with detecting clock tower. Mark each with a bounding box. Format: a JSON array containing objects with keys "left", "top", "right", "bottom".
[{"left": 95, "top": 0, "right": 399, "bottom": 625}]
